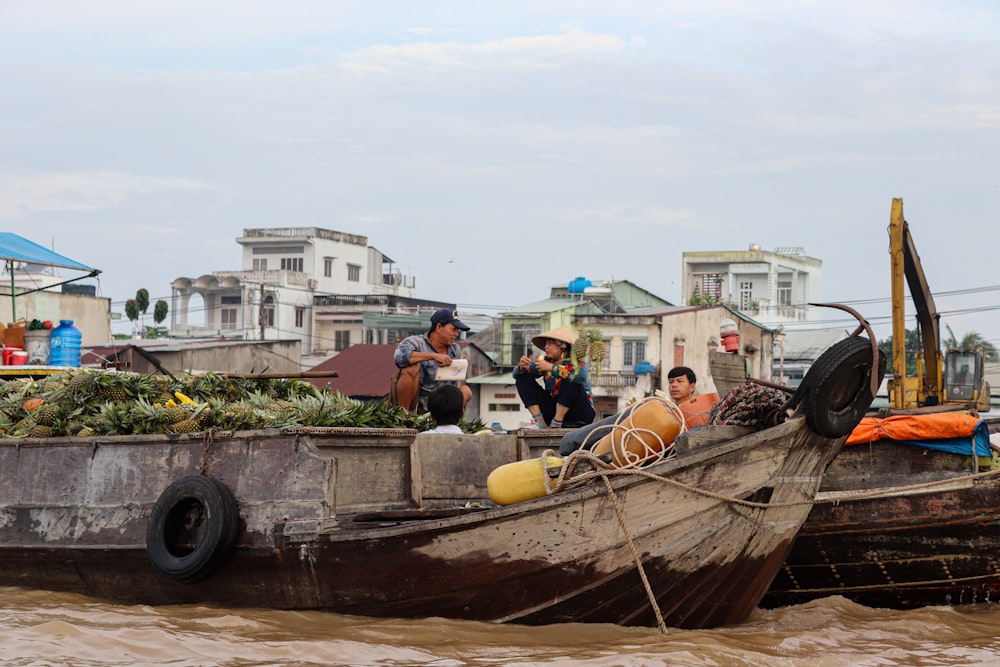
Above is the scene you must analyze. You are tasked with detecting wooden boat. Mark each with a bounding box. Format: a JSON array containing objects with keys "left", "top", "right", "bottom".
[
  {"left": 762, "top": 409, "right": 1000, "bottom": 610},
  {"left": 0, "top": 337, "right": 878, "bottom": 629},
  {"left": 0, "top": 417, "right": 834, "bottom": 629}
]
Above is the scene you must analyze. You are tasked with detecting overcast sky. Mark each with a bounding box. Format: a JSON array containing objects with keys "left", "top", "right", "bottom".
[{"left": 2, "top": 1, "right": 998, "bottom": 341}]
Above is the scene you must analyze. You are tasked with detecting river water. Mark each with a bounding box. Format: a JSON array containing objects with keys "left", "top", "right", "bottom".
[{"left": 3, "top": 587, "right": 1000, "bottom": 666}]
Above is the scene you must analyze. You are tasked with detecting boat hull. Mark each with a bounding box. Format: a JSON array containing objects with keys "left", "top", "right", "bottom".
[
  {"left": 763, "top": 439, "right": 1000, "bottom": 609},
  {"left": 0, "top": 419, "right": 842, "bottom": 628}
]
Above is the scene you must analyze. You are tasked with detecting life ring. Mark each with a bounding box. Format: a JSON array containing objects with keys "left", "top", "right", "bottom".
[
  {"left": 801, "top": 336, "right": 886, "bottom": 438},
  {"left": 146, "top": 475, "right": 240, "bottom": 583}
]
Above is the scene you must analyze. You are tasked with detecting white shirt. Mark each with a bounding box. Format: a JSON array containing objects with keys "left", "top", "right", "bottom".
[{"left": 424, "top": 424, "right": 463, "bottom": 434}]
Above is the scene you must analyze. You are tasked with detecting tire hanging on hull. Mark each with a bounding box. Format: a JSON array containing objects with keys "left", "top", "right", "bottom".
[{"left": 146, "top": 475, "right": 240, "bottom": 583}]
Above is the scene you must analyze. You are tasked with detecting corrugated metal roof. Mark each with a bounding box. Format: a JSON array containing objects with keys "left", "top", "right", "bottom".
[
  {"left": 306, "top": 344, "right": 398, "bottom": 397},
  {"left": 502, "top": 297, "right": 577, "bottom": 314},
  {"left": 466, "top": 372, "right": 518, "bottom": 385}
]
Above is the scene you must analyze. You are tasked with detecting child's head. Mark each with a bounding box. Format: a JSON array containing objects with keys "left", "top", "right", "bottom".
[{"left": 427, "top": 384, "right": 464, "bottom": 426}]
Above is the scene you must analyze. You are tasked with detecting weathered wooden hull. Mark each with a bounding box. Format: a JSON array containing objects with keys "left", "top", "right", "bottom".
[
  {"left": 0, "top": 418, "right": 842, "bottom": 628},
  {"left": 763, "top": 439, "right": 1000, "bottom": 609}
]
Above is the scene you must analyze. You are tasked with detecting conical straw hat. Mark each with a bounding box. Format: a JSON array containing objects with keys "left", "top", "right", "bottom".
[{"left": 532, "top": 325, "right": 576, "bottom": 349}]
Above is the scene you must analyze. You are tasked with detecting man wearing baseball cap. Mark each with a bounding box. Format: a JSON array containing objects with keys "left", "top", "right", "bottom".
[{"left": 392, "top": 308, "right": 473, "bottom": 412}]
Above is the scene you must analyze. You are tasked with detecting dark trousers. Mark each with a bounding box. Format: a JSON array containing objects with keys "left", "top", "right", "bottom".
[
  {"left": 558, "top": 406, "right": 635, "bottom": 455},
  {"left": 515, "top": 374, "right": 595, "bottom": 428}
]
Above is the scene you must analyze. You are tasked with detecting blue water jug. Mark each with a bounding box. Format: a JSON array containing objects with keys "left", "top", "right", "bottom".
[{"left": 49, "top": 319, "right": 82, "bottom": 367}]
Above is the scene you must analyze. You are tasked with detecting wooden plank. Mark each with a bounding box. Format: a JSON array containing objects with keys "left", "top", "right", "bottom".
[
  {"left": 709, "top": 351, "right": 749, "bottom": 395},
  {"left": 415, "top": 433, "right": 519, "bottom": 502}
]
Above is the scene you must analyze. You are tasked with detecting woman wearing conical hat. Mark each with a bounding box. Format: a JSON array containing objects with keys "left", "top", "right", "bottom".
[{"left": 513, "top": 325, "right": 595, "bottom": 429}]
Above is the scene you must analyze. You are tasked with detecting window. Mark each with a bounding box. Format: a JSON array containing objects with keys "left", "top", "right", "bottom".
[
  {"left": 324, "top": 257, "right": 333, "bottom": 278},
  {"left": 252, "top": 258, "right": 268, "bottom": 271},
  {"left": 777, "top": 280, "right": 792, "bottom": 306},
  {"left": 334, "top": 330, "right": 350, "bottom": 351},
  {"left": 220, "top": 308, "right": 237, "bottom": 330},
  {"left": 295, "top": 307, "right": 304, "bottom": 328},
  {"left": 281, "top": 257, "right": 303, "bottom": 272},
  {"left": 260, "top": 295, "right": 275, "bottom": 327},
  {"left": 489, "top": 403, "right": 523, "bottom": 412},
  {"left": 739, "top": 281, "right": 754, "bottom": 310},
  {"left": 510, "top": 324, "right": 542, "bottom": 362},
  {"left": 623, "top": 340, "right": 646, "bottom": 369},
  {"left": 701, "top": 273, "right": 722, "bottom": 300},
  {"left": 347, "top": 264, "right": 361, "bottom": 282}
]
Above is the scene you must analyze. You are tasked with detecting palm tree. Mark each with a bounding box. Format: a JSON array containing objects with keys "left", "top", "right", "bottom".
[{"left": 943, "top": 325, "right": 999, "bottom": 362}]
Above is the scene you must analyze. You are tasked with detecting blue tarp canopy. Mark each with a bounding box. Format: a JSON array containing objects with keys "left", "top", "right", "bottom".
[
  {"left": 898, "top": 419, "right": 993, "bottom": 457},
  {"left": 0, "top": 233, "right": 93, "bottom": 272}
]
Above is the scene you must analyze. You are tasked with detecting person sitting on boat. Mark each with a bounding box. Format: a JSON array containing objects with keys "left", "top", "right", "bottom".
[
  {"left": 423, "top": 384, "right": 465, "bottom": 434},
  {"left": 557, "top": 366, "right": 713, "bottom": 455},
  {"left": 514, "top": 325, "right": 596, "bottom": 430},
  {"left": 393, "top": 308, "right": 473, "bottom": 413}
]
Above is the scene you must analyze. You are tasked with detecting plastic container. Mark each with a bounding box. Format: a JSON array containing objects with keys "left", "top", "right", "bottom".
[
  {"left": 1, "top": 346, "right": 22, "bottom": 365},
  {"left": 487, "top": 456, "right": 564, "bottom": 505},
  {"left": 9, "top": 350, "right": 28, "bottom": 365},
  {"left": 593, "top": 400, "right": 682, "bottom": 468},
  {"left": 23, "top": 329, "right": 51, "bottom": 365},
  {"left": 49, "top": 320, "right": 82, "bottom": 367}
]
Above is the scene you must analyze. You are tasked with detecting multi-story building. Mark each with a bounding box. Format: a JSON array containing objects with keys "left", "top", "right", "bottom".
[
  {"left": 682, "top": 245, "right": 830, "bottom": 384},
  {"left": 170, "top": 227, "right": 463, "bottom": 357},
  {"left": 681, "top": 245, "right": 822, "bottom": 327},
  {"left": 471, "top": 277, "right": 777, "bottom": 430},
  {"left": 473, "top": 279, "right": 674, "bottom": 428}
]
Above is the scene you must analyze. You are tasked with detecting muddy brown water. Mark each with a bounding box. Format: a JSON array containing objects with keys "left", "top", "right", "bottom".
[{"left": 3, "top": 586, "right": 1000, "bottom": 666}]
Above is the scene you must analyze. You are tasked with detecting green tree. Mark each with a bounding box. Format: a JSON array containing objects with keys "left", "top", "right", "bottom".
[
  {"left": 942, "top": 325, "right": 999, "bottom": 362},
  {"left": 135, "top": 288, "right": 150, "bottom": 315},
  {"left": 124, "top": 299, "right": 140, "bottom": 323},
  {"left": 688, "top": 287, "right": 719, "bottom": 306},
  {"left": 877, "top": 328, "right": 922, "bottom": 376},
  {"left": 153, "top": 300, "right": 168, "bottom": 326}
]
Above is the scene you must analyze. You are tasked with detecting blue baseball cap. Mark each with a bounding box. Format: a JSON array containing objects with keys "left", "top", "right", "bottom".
[{"left": 430, "top": 308, "right": 470, "bottom": 331}]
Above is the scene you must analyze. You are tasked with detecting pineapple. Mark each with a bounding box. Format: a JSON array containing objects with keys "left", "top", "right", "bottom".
[
  {"left": 571, "top": 336, "right": 589, "bottom": 366},
  {"left": 168, "top": 418, "right": 202, "bottom": 434},
  {"left": 67, "top": 370, "right": 98, "bottom": 397},
  {"left": 27, "top": 424, "right": 54, "bottom": 439},
  {"left": 34, "top": 404, "right": 59, "bottom": 427},
  {"left": 589, "top": 339, "right": 606, "bottom": 364},
  {"left": 95, "top": 373, "right": 130, "bottom": 402}
]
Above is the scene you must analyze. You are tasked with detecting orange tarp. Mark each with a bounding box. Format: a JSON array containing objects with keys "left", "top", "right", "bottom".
[{"left": 846, "top": 412, "right": 981, "bottom": 446}]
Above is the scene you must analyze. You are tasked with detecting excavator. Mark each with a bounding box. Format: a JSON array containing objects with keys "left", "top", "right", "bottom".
[{"left": 887, "top": 198, "right": 991, "bottom": 411}]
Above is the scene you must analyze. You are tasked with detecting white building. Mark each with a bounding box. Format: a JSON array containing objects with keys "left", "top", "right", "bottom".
[
  {"left": 681, "top": 245, "right": 822, "bottom": 327},
  {"left": 170, "top": 227, "right": 422, "bottom": 354}
]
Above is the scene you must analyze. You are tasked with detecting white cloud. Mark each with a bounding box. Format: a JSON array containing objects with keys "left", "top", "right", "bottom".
[{"left": 0, "top": 172, "right": 218, "bottom": 219}]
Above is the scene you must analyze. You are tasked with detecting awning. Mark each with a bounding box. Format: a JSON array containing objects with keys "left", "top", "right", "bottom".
[
  {"left": 0, "top": 233, "right": 100, "bottom": 320},
  {"left": 0, "top": 233, "right": 93, "bottom": 271}
]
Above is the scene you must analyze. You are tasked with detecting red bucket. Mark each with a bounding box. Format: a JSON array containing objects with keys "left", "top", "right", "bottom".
[
  {"left": 9, "top": 350, "right": 28, "bottom": 365},
  {"left": 1, "top": 346, "right": 22, "bottom": 365}
]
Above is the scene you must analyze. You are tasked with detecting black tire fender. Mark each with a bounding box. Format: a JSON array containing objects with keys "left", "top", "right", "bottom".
[
  {"left": 146, "top": 475, "right": 240, "bottom": 583},
  {"left": 801, "top": 336, "right": 886, "bottom": 438}
]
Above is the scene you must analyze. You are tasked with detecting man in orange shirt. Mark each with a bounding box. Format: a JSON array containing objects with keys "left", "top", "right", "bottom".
[
  {"left": 668, "top": 366, "right": 718, "bottom": 428},
  {"left": 558, "top": 366, "right": 718, "bottom": 455}
]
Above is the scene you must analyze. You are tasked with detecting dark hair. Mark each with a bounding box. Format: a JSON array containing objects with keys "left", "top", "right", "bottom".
[
  {"left": 427, "top": 384, "right": 464, "bottom": 426},
  {"left": 667, "top": 366, "right": 696, "bottom": 384}
]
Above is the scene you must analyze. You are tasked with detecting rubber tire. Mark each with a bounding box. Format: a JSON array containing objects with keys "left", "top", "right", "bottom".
[
  {"left": 801, "top": 336, "right": 886, "bottom": 438},
  {"left": 146, "top": 475, "right": 240, "bottom": 583}
]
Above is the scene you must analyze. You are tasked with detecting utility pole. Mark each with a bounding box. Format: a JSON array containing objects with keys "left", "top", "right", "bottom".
[{"left": 258, "top": 282, "right": 266, "bottom": 340}]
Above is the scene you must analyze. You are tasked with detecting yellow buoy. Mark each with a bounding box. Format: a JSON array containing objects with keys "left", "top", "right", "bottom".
[{"left": 487, "top": 455, "right": 564, "bottom": 505}]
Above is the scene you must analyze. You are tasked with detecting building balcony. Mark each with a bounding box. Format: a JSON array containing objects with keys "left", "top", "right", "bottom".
[{"left": 590, "top": 371, "right": 649, "bottom": 389}]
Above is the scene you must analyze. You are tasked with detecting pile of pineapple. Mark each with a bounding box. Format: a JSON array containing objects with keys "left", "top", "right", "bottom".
[
  {"left": 0, "top": 369, "right": 478, "bottom": 439},
  {"left": 571, "top": 327, "right": 606, "bottom": 375}
]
